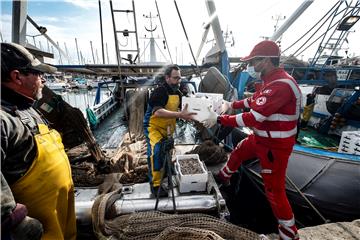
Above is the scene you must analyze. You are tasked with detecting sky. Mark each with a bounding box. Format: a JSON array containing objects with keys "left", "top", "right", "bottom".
[{"left": 1, "top": 0, "right": 360, "bottom": 66}]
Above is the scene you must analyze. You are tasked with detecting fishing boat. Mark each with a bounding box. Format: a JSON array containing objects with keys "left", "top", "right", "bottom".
[
  {"left": 44, "top": 75, "right": 70, "bottom": 90},
  {"left": 67, "top": 0, "right": 360, "bottom": 228},
  {"left": 197, "top": 0, "right": 360, "bottom": 226},
  {"left": 7, "top": 0, "right": 360, "bottom": 238}
]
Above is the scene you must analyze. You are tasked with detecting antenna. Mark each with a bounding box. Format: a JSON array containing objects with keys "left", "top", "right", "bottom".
[
  {"left": 272, "top": 14, "right": 286, "bottom": 45},
  {"left": 272, "top": 14, "right": 286, "bottom": 33},
  {"left": 143, "top": 12, "right": 159, "bottom": 62}
]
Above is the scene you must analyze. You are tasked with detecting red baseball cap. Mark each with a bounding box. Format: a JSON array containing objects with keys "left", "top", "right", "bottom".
[{"left": 240, "top": 40, "right": 280, "bottom": 62}]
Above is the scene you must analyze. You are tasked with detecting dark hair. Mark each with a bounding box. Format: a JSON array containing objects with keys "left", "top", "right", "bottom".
[
  {"left": 1, "top": 43, "right": 31, "bottom": 82},
  {"left": 270, "top": 57, "right": 280, "bottom": 67},
  {"left": 164, "top": 64, "right": 180, "bottom": 77}
]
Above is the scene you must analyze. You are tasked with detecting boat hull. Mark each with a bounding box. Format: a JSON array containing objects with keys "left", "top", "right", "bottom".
[{"left": 244, "top": 146, "right": 360, "bottom": 222}]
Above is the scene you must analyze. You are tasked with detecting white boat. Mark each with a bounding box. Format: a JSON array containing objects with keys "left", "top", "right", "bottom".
[
  {"left": 45, "top": 82, "right": 69, "bottom": 90},
  {"left": 44, "top": 75, "right": 70, "bottom": 90}
]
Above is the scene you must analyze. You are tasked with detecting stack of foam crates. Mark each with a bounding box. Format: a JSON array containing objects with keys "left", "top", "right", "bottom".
[{"left": 175, "top": 154, "right": 208, "bottom": 193}]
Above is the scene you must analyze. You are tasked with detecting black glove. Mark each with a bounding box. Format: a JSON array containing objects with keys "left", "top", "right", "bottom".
[
  {"left": 162, "top": 137, "right": 174, "bottom": 151},
  {"left": 11, "top": 216, "right": 43, "bottom": 240}
]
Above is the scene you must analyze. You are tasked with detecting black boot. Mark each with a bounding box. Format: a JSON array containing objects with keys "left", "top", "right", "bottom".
[{"left": 151, "top": 185, "right": 168, "bottom": 198}]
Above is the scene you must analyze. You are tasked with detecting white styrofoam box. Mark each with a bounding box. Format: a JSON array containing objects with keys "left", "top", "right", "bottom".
[
  {"left": 195, "top": 92, "right": 224, "bottom": 114},
  {"left": 182, "top": 96, "right": 213, "bottom": 122},
  {"left": 175, "top": 154, "right": 208, "bottom": 193},
  {"left": 338, "top": 131, "right": 360, "bottom": 155}
]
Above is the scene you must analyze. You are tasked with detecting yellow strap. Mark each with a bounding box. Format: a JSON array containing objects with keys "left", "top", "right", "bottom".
[{"left": 149, "top": 95, "right": 180, "bottom": 136}]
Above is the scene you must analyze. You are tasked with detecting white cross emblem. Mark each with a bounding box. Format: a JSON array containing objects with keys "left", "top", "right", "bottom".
[{"left": 256, "top": 96, "right": 267, "bottom": 105}]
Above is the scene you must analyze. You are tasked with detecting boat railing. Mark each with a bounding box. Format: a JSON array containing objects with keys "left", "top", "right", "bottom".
[{"left": 284, "top": 65, "right": 360, "bottom": 86}]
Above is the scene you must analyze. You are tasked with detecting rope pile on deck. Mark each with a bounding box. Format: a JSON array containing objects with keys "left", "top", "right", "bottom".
[{"left": 92, "top": 188, "right": 261, "bottom": 240}]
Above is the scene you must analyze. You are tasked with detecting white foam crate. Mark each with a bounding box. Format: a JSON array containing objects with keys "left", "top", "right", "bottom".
[
  {"left": 338, "top": 131, "right": 360, "bottom": 155},
  {"left": 175, "top": 154, "right": 208, "bottom": 193},
  {"left": 195, "top": 92, "right": 223, "bottom": 114},
  {"left": 182, "top": 96, "right": 213, "bottom": 122}
]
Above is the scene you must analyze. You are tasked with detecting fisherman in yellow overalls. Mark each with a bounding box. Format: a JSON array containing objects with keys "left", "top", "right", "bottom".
[
  {"left": 143, "top": 64, "right": 196, "bottom": 196},
  {"left": 1, "top": 43, "right": 76, "bottom": 239},
  {"left": 300, "top": 92, "right": 316, "bottom": 129}
]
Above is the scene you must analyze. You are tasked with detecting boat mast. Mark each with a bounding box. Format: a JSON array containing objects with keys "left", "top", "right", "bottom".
[
  {"left": 143, "top": 12, "right": 158, "bottom": 63},
  {"left": 155, "top": 0, "right": 173, "bottom": 63},
  {"left": 90, "top": 40, "right": 96, "bottom": 64},
  {"left": 75, "top": 38, "right": 81, "bottom": 64},
  {"left": 270, "top": 0, "right": 314, "bottom": 42},
  {"left": 98, "top": 0, "right": 105, "bottom": 64},
  {"left": 12, "top": 0, "right": 27, "bottom": 45}
]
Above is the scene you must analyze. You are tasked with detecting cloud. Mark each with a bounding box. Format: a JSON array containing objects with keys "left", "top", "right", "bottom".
[
  {"left": 33, "top": 16, "right": 61, "bottom": 23},
  {"left": 0, "top": 14, "right": 12, "bottom": 23},
  {"left": 1, "top": 14, "right": 12, "bottom": 42},
  {"left": 64, "top": 0, "right": 98, "bottom": 10}
]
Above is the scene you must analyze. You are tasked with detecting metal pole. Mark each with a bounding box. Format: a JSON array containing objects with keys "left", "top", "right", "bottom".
[
  {"left": 80, "top": 51, "right": 85, "bottom": 64},
  {"left": 12, "top": 0, "right": 27, "bottom": 45},
  {"left": 271, "top": 0, "right": 314, "bottom": 42},
  {"left": 174, "top": 0, "right": 202, "bottom": 79},
  {"left": 90, "top": 40, "right": 96, "bottom": 64},
  {"left": 32, "top": 36, "right": 36, "bottom": 47},
  {"left": 98, "top": 0, "right": 105, "bottom": 64},
  {"left": 132, "top": 0, "right": 140, "bottom": 63},
  {"left": 64, "top": 42, "right": 71, "bottom": 64},
  {"left": 75, "top": 38, "right": 81, "bottom": 64},
  {"left": 106, "top": 42, "right": 110, "bottom": 64},
  {"left": 96, "top": 49, "right": 100, "bottom": 64},
  {"left": 57, "top": 41, "right": 63, "bottom": 64},
  {"left": 27, "top": 15, "right": 70, "bottom": 62},
  {"left": 155, "top": 0, "right": 173, "bottom": 63},
  {"left": 285, "top": 175, "right": 328, "bottom": 223},
  {"left": 109, "top": 0, "right": 122, "bottom": 66},
  {"left": 109, "top": 0, "right": 129, "bottom": 140},
  {"left": 195, "top": 24, "right": 210, "bottom": 61}
]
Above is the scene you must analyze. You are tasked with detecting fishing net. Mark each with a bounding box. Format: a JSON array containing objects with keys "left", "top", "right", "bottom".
[
  {"left": 297, "top": 128, "right": 339, "bottom": 150},
  {"left": 71, "top": 133, "right": 148, "bottom": 187},
  {"left": 298, "top": 219, "right": 360, "bottom": 239},
  {"left": 186, "top": 140, "right": 228, "bottom": 165},
  {"left": 153, "top": 226, "right": 224, "bottom": 240},
  {"left": 36, "top": 86, "right": 105, "bottom": 161},
  {"left": 126, "top": 89, "right": 148, "bottom": 140},
  {"left": 92, "top": 189, "right": 261, "bottom": 240}
]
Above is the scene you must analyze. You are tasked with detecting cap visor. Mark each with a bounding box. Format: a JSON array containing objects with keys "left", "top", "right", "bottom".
[
  {"left": 32, "top": 63, "right": 57, "bottom": 74},
  {"left": 240, "top": 55, "right": 255, "bottom": 62}
]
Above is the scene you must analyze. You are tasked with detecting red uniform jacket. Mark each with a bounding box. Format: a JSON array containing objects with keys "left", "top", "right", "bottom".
[{"left": 219, "top": 68, "right": 301, "bottom": 148}]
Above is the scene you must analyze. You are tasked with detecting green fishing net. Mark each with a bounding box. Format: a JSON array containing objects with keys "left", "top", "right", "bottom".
[{"left": 297, "top": 128, "right": 339, "bottom": 150}]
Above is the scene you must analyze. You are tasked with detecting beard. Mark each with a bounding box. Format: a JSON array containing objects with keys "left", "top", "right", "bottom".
[{"left": 34, "top": 87, "right": 43, "bottom": 100}]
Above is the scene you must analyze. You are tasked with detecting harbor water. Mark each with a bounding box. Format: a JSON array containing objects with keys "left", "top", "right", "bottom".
[{"left": 53, "top": 88, "right": 113, "bottom": 117}]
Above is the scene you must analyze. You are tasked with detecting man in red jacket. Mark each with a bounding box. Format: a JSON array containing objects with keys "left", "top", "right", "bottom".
[{"left": 202, "top": 40, "right": 301, "bottom": 240}]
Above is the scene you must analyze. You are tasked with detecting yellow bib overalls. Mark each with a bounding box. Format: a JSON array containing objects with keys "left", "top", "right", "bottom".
[
  {"left": 11, "top": 124, "right": 76, "bottom": 240},
  {"left": 147, "top": 95, "right": 179, "bottom": 187}
]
